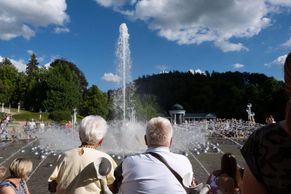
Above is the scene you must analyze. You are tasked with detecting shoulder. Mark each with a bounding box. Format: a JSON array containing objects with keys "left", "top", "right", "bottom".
[
  {"left": 0, "top": 185, "right": 16, "bottom": 194},
  {"left": 168, "top": 152, "right": 191, "bottom": 164},
  {"left": 253, "top": 123, "right": 284, "bottom": 137},
  {"left": 56, "top": 148, "right": 80, "bottom": 161},
  {"left": 95, "top": 151, "right": 117, "bottom": 167},
  {"left": 242, "top": 123, "right": 284, "bottom": 149},
  {"left": 212, "top": 170, "right": 222, "bottom": 176},
  {"left": 0, "top": 181, "right": 16, "bottom": 194},
  {"left": 122, "top": 153, "right": 143, "bottom": 163}
]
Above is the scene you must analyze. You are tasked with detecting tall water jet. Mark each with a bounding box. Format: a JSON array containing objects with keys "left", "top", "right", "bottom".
[
  {"left": 35, "top": 23, "right": 208, "bottom": 156},
  {"left": 113, "top": 23, "right": 135, "bottom": 121}
]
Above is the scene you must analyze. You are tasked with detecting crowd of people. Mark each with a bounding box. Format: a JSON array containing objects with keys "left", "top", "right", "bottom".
[
  {"left": 0, "top": 52, "right": 291, "bottom": 194},
  {"left": 0, "top": 114, "right": 12, "bottom": 141}
]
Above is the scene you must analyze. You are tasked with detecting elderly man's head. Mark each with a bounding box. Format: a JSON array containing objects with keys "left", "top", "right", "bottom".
[
  {"left": 79, "top": 115, "right": 107, "bottom": 145},
  {"left": 145, "top": 117, "right": 173, "bottom": 147}
]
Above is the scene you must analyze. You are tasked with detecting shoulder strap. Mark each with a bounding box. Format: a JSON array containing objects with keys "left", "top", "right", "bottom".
[{"left": 147, "top": 152, "right": 184, "bottom": 187}]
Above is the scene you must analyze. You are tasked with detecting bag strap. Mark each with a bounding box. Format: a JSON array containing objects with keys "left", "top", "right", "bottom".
[{"left": 147, "top": 152, "right": 184, "bottom": 187}]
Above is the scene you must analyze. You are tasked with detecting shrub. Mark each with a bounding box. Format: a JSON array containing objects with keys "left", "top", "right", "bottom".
[{"left": 48, "top": 111, "right": 71, "bottom": 123}]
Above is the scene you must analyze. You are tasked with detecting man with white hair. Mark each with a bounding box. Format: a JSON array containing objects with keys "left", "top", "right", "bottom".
[
  {"left": 48, "top": 115, "right": 117, "bottom": 194},
  {"left": 113, "top": 116, "right": 196, "bottom": 194}
]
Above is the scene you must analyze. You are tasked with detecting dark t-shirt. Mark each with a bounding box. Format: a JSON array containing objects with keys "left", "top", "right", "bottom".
[{"left": 241, "top": 123, "right": 291, "bottom": 194}]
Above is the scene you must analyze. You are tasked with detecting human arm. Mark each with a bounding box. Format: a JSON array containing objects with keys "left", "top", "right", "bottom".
[
  {"left": 110, "top": 162, "right": 123, "bottom": 194},
  {"left": 47, "top": 154, "right": 64, "bottom": 193},
  {"left": 0, "top": 186, "right": 16, "bottom": 194},
  {"left": 242, "top": 166, "right": 268, "bottom": 194},
  {"left": 48, "top": 180, "right": 58, "bottom": 193}
]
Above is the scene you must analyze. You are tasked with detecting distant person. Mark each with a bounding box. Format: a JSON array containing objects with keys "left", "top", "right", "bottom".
[
  {"left": 265, "top": 115, "right": 276, "bottom": 124},
  {"left": 48, "top": 115, "right": 117, "bottom": 194},
  {"left": 0, "top": 158, "right": 33, "bottom": 194},
  {"left": 206, "top": 153, "right": 242, "bottom": 194},
  {"left": 112, "top": 116, "right": 199, "bottom": 194},
  {"left": 241, "top": 52, "right": 291, "bottom": 194}
]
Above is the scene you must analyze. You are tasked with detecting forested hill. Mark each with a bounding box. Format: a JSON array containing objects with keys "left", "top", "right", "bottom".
[{"left": 134, "top": 71, "right": 287, "bottom": 123}]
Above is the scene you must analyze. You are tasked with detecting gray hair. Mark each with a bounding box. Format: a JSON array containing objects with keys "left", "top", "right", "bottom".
[
  {"left": 79, "top": 115, "right": 108, "bottom": 145},
  {"left": 146, "top": 117, "right": 173, "bottom": 147}
]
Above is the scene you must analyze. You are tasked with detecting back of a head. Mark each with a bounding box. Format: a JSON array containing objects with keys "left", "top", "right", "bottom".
[
  {"left": 221, "top": 153, "right": 238, "bottom": 186},
  {"left": 9, "top": 158, "right": 32, "bottom": 180},
  {"left": 79, "top": 115, "right": 107, "bottom": 145},
  {"left": 146, "top": 117, "right": 173, "bottom": 147}
]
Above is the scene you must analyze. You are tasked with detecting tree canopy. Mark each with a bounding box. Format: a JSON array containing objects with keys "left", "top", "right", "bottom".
[{"left": 0, "top": 54, "right": 287, "bottom": 123}]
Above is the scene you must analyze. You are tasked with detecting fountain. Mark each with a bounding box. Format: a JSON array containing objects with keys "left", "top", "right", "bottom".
[
  {"left": 112, "top": 23, "right": 135, "bottom": 122},
  {"left": 35, "top": 23, "right": 208, "bottom": 156}
]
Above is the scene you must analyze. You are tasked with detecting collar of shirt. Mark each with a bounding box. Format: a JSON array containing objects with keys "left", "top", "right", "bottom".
[{"left": 146, "top": 146, "right": 170, "bottom": 153}]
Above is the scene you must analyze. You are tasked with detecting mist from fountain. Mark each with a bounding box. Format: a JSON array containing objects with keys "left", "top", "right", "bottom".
[{"left": 34, "top": 23, "right": 208, "bottom": 156}]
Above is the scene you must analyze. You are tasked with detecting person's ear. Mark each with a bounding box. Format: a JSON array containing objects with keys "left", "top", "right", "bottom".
[{"left": 98, "top": 138, "right": 104, "bottom": 146}]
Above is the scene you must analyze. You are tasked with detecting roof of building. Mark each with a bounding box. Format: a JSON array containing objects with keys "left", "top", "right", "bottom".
[{"left": 171, "top": 104, "right": 184, "bottom": 110}]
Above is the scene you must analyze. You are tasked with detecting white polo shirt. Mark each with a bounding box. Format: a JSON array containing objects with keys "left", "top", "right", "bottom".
[{"left": 120, "top": 147, "right": 193, "bottom": 194}]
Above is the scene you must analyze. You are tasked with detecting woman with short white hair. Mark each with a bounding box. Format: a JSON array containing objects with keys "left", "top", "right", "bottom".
[{"left": 48, "top": 115, "right": 117, "bottom": 194}]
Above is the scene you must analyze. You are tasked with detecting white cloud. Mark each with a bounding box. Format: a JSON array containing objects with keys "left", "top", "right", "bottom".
[
  {"left": 0, "top": 0, "right": 69, "bottom": 40},
  {"left": 11, "top": 58, "right": 26, "bottom": 72},
  {"left": 95, "top": 0, "right": 131, "bottom": 7},
  {"left": 272, "top": 54, "right": 287, "bottom": 65},
  {"left": 102, "top": 72, "right": 120, "bottom": 82},
  {"left": 27, "top": 50, "right": 34, "bottom": 55},
  {"left": 54, "top": 27, "right": 70, "bottom": 34},
  {"left": 189, "top": 68, "right": 206, "bottom": 75},
  {"left": 94, "top": 0, "right": 291, "bottom": 52},
  {"left": 267, "top": 0, "right": 291, "bottom": 7},
  {"left": 0, "top": 56, "right": 26, "bottom": 72},
  {"left": 233, "top": 63, "right": 245, "bottom": 69},
  {"left": 281, "top": 37, "right": 291, "bottom": 47}
]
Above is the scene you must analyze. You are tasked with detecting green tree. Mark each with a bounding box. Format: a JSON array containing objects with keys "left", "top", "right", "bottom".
[
  {"left": 26, "top": 53, "right": 39, "bottom": 76},
  {"left": 43, "top": 60, "right": 82, "bottom": 112},
  {"left": 134, "top": 94, "right": 160, "bottom": 121},
  {"left": 23, "top": 67, "right": 48, "bottom": 111},
  {"left": 50, "top": 59, "right": 88, "bottom": 92},
  {"left": 79, "top": 85, "right": 109, "bottom": 118},
  {"left": 0, "top": 58, "right": 18, "bottom": 104},
  {"left": 11, "top": 72, "right": 27, "bottom": 107}
]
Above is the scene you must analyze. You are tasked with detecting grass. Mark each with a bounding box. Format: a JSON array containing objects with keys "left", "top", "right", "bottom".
[
  {"left": 12, "top": 111, "right": 49, "bottom": 121},
  {"left": 2, "top": 107, "right": 82, "bottom": 123},
  {"left": 0, "top": 107, "right": 49, "bottom": 121}
]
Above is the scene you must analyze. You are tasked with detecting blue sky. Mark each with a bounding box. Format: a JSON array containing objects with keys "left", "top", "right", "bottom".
[{"left": 0, "top": 0, "right": 291, "bottom": 92}]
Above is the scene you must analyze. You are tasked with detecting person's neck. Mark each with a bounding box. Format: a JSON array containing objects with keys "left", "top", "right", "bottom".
[
  {"left": 80, "top": 143, "right": 98, "bottom": 149},
  {"left": 6, "top": 177, "right": 22, "bottom": 187}
]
